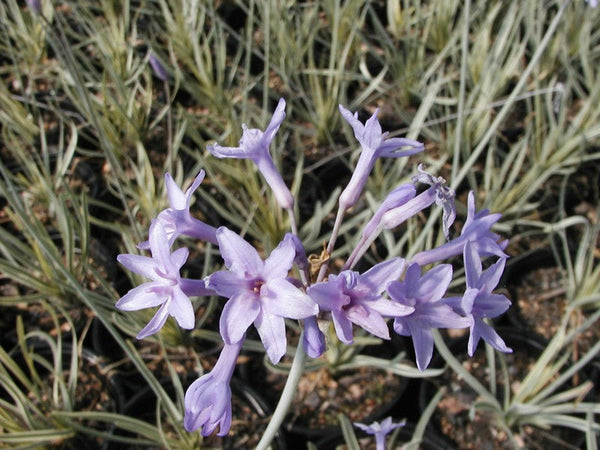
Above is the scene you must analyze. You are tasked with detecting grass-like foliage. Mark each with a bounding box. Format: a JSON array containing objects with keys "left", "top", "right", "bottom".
[{"left": 0, "top": 0, "right": 599, "bottom": 448}]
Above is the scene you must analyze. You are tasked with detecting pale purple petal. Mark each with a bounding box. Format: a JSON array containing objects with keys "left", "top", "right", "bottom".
[
  {"left": 116, "top": 282, "right": 167, "bottom": 310},
  {"left": 149, "top": 221, "right": 174, "bottom": 271},
  {"left": 207, "top": 270, "right": 252, "bottom": 298},
  {"left": 171, "top": 247, "right": 189, "bottom": 271},
  {"left": 413, "top": 264, "right": 452, "bottom": 303},
  {"left": 254, "top": 309, "right": 287, "bottom": 364},
  {"left": 169, "top": 286, "right": 195, "bottom": 329},
  {"left": 307, "top": 280, "right": 351, "bottom": 311},
  {"left": 346, "top": 306, "right": 390, "bottom": 340},
  {"left": 185, "top": 170, "right": 206, "bottom": 205},
  {"left": 262, "top": 98, "right": 286, "bottom": 143},
  {"left": 376, "top": 137, "right": 425, "bottom": 158},
  {"left": 358, "top": 258, "right": 405, "bottom": 296},
  {"left": 216, "top": 227, "right": 263, "bottom": 276},
  {"left": 165, "top": 173, "right": 187, "bottom": 210},
  {"left": 207, "top": 143, "right": 251, "bottom": 159},
  {"left": 262, "top": 234, "right": 296, "bottom": 280},
  {"left": 478, "top": 257, "right": 506, "bottom": 293},
  {"left": 409, "top": 320, "right": 434, "bottom": 371},
  {"left": 261, "top": 278, "right": 318, "bottom": 319},
  {"left": 367, "top": 297, "right": 414, "bottom": 317},
  {"left": 303, "top": 316, "right": 325, "bottom": 358},
  {"left": 117, "top": 254, "right": 158, "bottom": 280},
  {"left": 331, "top": 309, "right": 354, "bottom": 344},
  {"left": 219, "top": 294, "right": 261, "bottom": 344},
  {"left": 137, "top": 302, "right": 170, "bottom": 339},
  {"left": 464, "top": 242, "right": 482, "bottom": 288}
]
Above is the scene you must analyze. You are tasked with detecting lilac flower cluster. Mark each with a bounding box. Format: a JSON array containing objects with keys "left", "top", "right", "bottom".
[{"left": 116, "top": 99, "right": 511, "bottom": 437}]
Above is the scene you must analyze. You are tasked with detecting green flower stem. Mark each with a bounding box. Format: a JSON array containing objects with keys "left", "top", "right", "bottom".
[{"left": 256, "top": 335, "right": 306, "bottom": 450}]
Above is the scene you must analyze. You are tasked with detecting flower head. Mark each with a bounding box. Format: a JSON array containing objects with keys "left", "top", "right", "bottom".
[
  {"left": 410, "top": 191, "right": 508, "bottom": 266},
  {"left": 307, "top": 258, "right": 413, "bottom": 344},
  {"left": 117, "top": 220, "right": 211, "bottom": 339},
  {"left": 149, "top": 51, "right": 168, "bottom": 81},
  {"left": 207, "top": 98, "right": 294, "bottom": 210},
  {"left": 443, "top": 242, "right": 511, "bottom": 356},
  {"left": 388, "top": 263, "right": 470, "bottom": 371},
  {"left": 207, "top": 227, "right": 318, "bottom": 363},
  {"left": 338, "top": 105, "right": 424, "bottom": 210},
  {"left": 184, "top": 339, "right": 242, "bottom": 436},
  {"left": 138, "top": 170, "right": 217, "bottom": 249},
  {"left": 354, "top": 417, "right": 406, "bottom": 450}
]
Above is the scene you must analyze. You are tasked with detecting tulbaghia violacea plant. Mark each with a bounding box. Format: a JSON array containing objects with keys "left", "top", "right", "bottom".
[{"left": 115, "top": 99, "right": 511, "bottom": 441}]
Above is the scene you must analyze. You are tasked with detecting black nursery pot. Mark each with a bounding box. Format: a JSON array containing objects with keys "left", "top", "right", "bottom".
[
  {"left": 239, "top": 335, "right": 409, "bottom": 445},
  {"left": 417, "top": 328, "right": 589, "bottom": 449},
  {"left": 117, "top": 376, "right": 287, "bottom": 450},
  {"left": 315, "top": 421, "right": 452, "bottom": 450}
]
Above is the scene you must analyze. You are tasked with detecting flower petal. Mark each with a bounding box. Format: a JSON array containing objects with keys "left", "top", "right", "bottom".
[
  {"left": 216, "top": 227, "right": 263, "bottom": 276},
  {"left": 358, "top": 258, "right": 405, "bottom": 296},
  {"left": 168, "top": 286, "right": 195, "bottom": 330},
  {"left": 254, "top": 309, "right": 287, "bottom": 364},
  {"left": 367, "top": 297, "right": 414, "bottom": 317},
  {"left": 116, "top": 282, "right": 167, "bottom": 311},
  {"left": 219, "top": 293, "right": 260, "bottom": 344},
  {"left": 206, "top": 270, "right": 251, "bottom": 298},
  {"left": 307, "top": 280, "right": 351, "bottom": 311},
  {"left": 117, "top": 254, "right": 158, "bottom": 280},
  {"left": 346, "top": 306, "right": 390, "bottom": 340},
  {"left": 262, "top": 235, "right": 296, "bottom": 280},
  {"left": 137, "top": 302, "right": 170, "bottom": 339},
  {"left": 261, "top": 278, "right": 318, "bottom": 319},
  {"left": 165, "top": 173, "right": 187, "bottom": 210},
  {"left": 331, "top": 309, "right": 354, "bottom": 344},
  {"left": 408, "top": 320, "right": 434, "bottom": 371},
  {"left": 414, "top": 264, "right": 452, "bottom": 303}
]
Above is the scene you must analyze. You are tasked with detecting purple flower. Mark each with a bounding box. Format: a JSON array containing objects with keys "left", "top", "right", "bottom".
[
  {"left": 27, "top": 0, "right": 42, "bottom": 14},
  {"left": 354, "top": 417, "right": 406, "bottom": 450},
  {"left": 307, "top": 258, "right": 413, "bottom": 344},
  {"left": 149, "top": 51, "right": 168, "bottom": 81},
  {"left": 207, "top": 98, "right": 294, "bottom": 210},
  {"left": 207, "top": 227, "right": 318, "bottom": 363},
  {"left": 388, "top": 263, "right": 470, "bottom": 371},
  {"left": 443, "top": 242, "right": 512, "bottom": 356},
  {"left": 302, "top": 316, "right": 326, "bottom": 358},
  {"left": 138, "top": 171, "right": 217, "bottom": 249},
  {"left": 338, "top": 105, "right": 424, "bottom": 210},
  {"left": 381, "top": 165, "right": 456, "bottom": 238},
  {"left": 184, "top": 339, "right": 243, "bottom": 436},
  {"left": 362, "top": 183, "right": 417, "bottom": 239},
  {"left": 117, "top": 221, "right": 212, "bottom": 339},
  {"left": 410, "top": 191, "right": 508, "bottom": 266}
]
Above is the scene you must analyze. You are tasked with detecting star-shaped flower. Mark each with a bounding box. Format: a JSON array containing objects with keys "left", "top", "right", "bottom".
[
  {"left": 443, "top": 242, "right": 512, "bottom": 356},
  {"left": 307, "top": 258, "right": 413, "bottom": 344},
  {"left": 354, "top": 417, "right": 406, "bottom": 450},
  {"left": 388, "top": 263, "right": 470, "bottom": 371},
  {"left": 338, "top": 105, "right": 424, "bottom": 210},
  {"left": 138, "top": 170, "right": 217, "bottom": 249},
  {"left": 117, "top": 220, "right": 212, "bottom": 339},
  {"left": 410, "top": 191, "right": 507, "bottom": 266},
  {"left": 206, "top": 227, "right": 318, "bottom": 363},
  {"left": 207, "top": 98, "right": 294, "bottom": 210}
]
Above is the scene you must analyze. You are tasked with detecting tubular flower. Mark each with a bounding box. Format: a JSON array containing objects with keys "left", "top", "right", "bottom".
[
  {"left": 138, "top": 170, "right": 217, "bottom": 249},
  {"left": 388, "top": 263, "right": 470, "bottom": 371},
  {"left": 184, "top": 339, "right": 243, "bottom": 436},
  {"left": 207, "top": 98, "right": 294, "bottom": 210},
  {"left": 116, "top": 220, "right": 212, "bottom": 339},
  {"left": 338, "top": 105, "right": 424, "bottom": 210},
  {"left": 307, "top": 258, "right": 412, "bottom": 344},
  {"left": 410, "top": 191, "right": 508, "bottom": 266},
  {"left": 443, "top": 242, "right": 512, "bottom": 356},
  {"left": 207, "top": 227, "right": 318, "bottom": 363}
]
